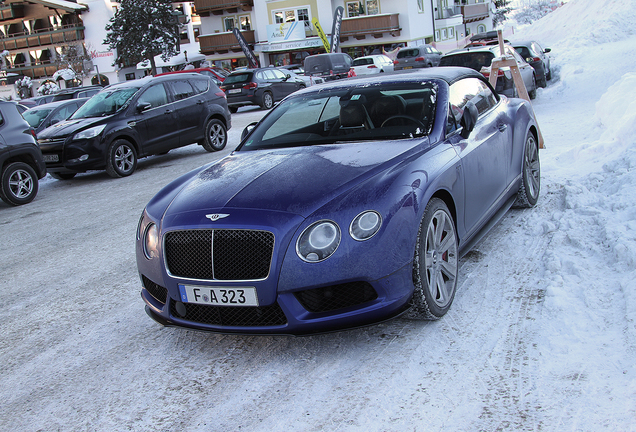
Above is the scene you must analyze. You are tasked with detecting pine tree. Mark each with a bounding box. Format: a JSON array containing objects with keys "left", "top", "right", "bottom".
[
  {"left": 493, "top": 0, "right": 513, "bottom": 26},
  {"left": 104, "top": 0, "right": 179, "bottom": 76}
]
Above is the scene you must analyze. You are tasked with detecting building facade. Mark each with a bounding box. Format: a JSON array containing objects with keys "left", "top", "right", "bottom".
[{"left": 194, "top": 0, "right": 494, "bottom": 69}]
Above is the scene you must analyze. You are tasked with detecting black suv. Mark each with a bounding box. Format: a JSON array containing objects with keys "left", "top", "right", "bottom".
[
  {"left": 220, "top": 67, "right": 305, "bottom": 112},
  {"left": 0, "top": 101, "right": 46, "bottom": 205},
  {"left": 303, "top": 53, "right": 353, "bottom": 81},
  {"left": 37, "top": 73, "right": 231, "bottom": 179},
  {"left": 51, "top": 85, "right": 104, "bottom": 102}
]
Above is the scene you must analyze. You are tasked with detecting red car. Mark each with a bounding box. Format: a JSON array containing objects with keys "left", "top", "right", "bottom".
[{"left": 156, "top": 67, "right": 229, "bottom": 85}]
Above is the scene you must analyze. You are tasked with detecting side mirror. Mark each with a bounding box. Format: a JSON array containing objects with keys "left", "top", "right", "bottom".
[
  {"left": 460, "top": 101, "right": 479, "bottom": 139},
  {"left": 50, "top": 119, "right": 60, "bottom": 126},
  {"left": 241, "top": 121, "right": 258, "bottom": 141},
  {"left": 136, "top": 102, "right": 152, "bottom": 112},
  {"left": 544, "top": 48, "right": 551, "bottom": 53},
  {"left": 284, "top": 73, "right": 291, "bottom": 81}
]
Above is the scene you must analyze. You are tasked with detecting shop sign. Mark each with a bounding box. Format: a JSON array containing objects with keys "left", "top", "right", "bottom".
[
  {"left": 267, "top": 21, "right": 306, "bottom": 43},
  {"left": 255, "top": 38, "right": 325, "bottom": 53}
]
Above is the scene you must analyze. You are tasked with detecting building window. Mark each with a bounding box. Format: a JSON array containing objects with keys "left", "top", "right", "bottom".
[
  {"left": 477, "top": 24, "right": 486, "bottom": 33},
  {"left": 272, "top": 6, "right": 312, "bottom": 28},
  {"left": 435, "top": 29, "right": 440, "bottom": 41},
  {"left": 449, "top": 27, "right": 454, "bottom": 38},
  {"left": 239, "top": 15, "right": 251, "bottom": 31},
  {"left": 224, "top": 17, "right": 235, "bottom": 32},
  {"left": 125, "top": 72, "right": 136, "bottom": 81},
  {"left": 417, "top": 0, "right": 424, "bottom": 12},
  {"left": 346, "top": 1, "right": 379, "bottom": 17},
  {"left": 441, "top": 28, "right": 447, "bottom": 39}
]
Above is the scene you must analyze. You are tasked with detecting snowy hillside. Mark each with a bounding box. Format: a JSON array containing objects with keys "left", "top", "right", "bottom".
[{"left": 0, "top": 0, "right": 634, "bottom": 430}]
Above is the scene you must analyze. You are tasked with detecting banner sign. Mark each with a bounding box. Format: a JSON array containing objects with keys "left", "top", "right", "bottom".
[
  {"left": 266, "top": 21, "right": 306, "bottom": 43},
  {"left": 312, "top": 18, "right": 331, "bottom": 52},
  {"left": 330, "top": 6, "right": 344, "bottom": 53},
  {"left": 233, "top": 28, "right": 259, "bottom": 68}
]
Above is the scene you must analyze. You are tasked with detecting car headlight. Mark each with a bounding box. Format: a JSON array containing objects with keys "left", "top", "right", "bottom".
[
  {"left": 350, "top": 210, "right": 382, "bottom": 241},
  {"left": 73, "top": 125, "right": 106, "bottom": 140},
  {"left": 143, "top": 223, "right": 159, "bottom": 259},
  {"left": 297, "top": 220, "right": 341, "bottom": 262}
]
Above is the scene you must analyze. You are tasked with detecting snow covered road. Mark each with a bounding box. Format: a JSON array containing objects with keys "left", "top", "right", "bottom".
[{"left": 2, "top": 2, "right": 635, "bottom": 429}]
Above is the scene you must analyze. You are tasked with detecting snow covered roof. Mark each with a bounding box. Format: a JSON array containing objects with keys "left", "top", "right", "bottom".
[
  {"left": 29, "top": 0, "right": 88, "bottom": 12},
  {"left": 136, "top": 44, "right": 205, "bottom": 70}
]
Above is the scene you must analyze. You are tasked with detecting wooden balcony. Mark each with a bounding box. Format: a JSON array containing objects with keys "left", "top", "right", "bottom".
[
  {"left": 340, "top": 14, "right": 400, "bottom": 40},
  {"left": 7, "top": 62, "right": 58, "bottom": 79},
  {"left": 1, "top": 25, "right": 85, "bottom": 51},
  {"left": 461, "top": 3, "right": 489, "bottom": 23},
  {"left": 193, "top": 0, "right": 253, "bottom": 16},
  {"left": 198, "top": 30, "right": 255, "bottom": 55},
  {"left": 0, "top": 4, "right": 25, "bottom": 21}
]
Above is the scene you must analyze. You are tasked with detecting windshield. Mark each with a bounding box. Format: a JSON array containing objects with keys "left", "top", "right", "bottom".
[
  {"left": 239, "top": 81, "right": 438, "bottom": 151},
  {"left": 23, "top": 108, "right": 53, "bottom": 128},
  {"left": 71, "top": 87, "right": 139, "bottom": 119}
]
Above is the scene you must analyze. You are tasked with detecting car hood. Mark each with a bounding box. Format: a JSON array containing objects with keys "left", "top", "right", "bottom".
[
  {"left": 165, "top": 140, "right": 427, "bottom": 218},
  {"left": 36, "top": 117, "right": 104, "bottom": 139}
]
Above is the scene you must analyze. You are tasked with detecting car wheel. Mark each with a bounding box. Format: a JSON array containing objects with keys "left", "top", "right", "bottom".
[
  {"left": 201, "top": 118, "right": 227, "bottom": 152},
  {"left": 408, "top": 198, "right": 458, "bottom": 320},
  {"left": 299, "top": 84, "right": 306, "bottom": 89},
  {"left": 49, "top": 172, "right": 77, "bottom": 180},
  {"left": 229, "top": 106, "right": 238, "bottom": 114},
  {"left": 261, "top": 92, "right": 274, "bottom": 110},
  {"left": 0, "top": 162, "right": 38, "bottom": 206},
  {"left": 105, "top": 139, "right": 137, "bottom": 178},
  {"left": 529, "top": 75, "right": 537, "bottom": 99},
  {"left": 514, "top": 132, "right": 540, "bottom": 208}
]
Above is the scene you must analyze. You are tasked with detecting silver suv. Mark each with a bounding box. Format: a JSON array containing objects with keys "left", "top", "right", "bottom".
[{"left": 393, "top": 45, "right": 442, "bottom": 70}]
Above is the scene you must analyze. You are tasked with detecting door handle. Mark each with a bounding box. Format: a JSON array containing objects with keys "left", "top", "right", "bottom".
[
  {"left": 498, "top": 124, "right": 508, "bottom": 132},
  {"left": 196, "top": 100, "right": 204, "bottom": 105},
  {"left": 164, "top": 109, "right": 173, "bottom": 114}
]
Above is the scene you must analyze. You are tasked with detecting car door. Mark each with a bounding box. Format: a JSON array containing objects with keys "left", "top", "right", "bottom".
[
  {"left": 166, "top": 78, "right": 204, "bottom": 146},
  {"left": 133, "top": 82, "right": 179, "bottom": 155},
  {"left": 448, "top": 78, "right": 511, "bottom": 233},
  {"left": 272, "top": 68, "right": 298, "bottom": 99}
]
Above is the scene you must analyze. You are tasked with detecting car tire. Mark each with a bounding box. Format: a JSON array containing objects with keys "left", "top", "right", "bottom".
[
  {"left": 260, "top": 92, "right": 274, "bottom": 110},
  {"left": 201, "top": 118, "right": 227, "bottom": 152},
  {"left": 229, "top": 106, "right": 238, "bottom": 114},
  {"left": 408, "top": 198, "right": 458, "bottom": 320},
  {"left": 105, "top": 139, "right": 137, "bottom": 178},
  {"left": 49, "top": 172, "right": 77, "bottom": 180},
  {"left": 514, "top": 132, "right": 541, "bottom": 208},
  {"left": 529, "top": 75, "right": 537, "bottom": 99},
  {"left": 0, "top": 162, "right": 38, "bottom": 206}
]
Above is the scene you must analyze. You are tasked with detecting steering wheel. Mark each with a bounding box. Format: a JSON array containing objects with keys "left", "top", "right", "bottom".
[{"left": 381, "top": 115, "right": 427, "bottom": 129}]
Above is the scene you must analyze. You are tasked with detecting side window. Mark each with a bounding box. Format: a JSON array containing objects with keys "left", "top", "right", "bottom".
[
  {"left": 190, "top": 78, "right": 209, "bottom": 94},
  {"left": 170, "top": 80, "right": 195, "bottom": 100},
  {"left": 272, "top": 69, "right": 287, "bottom": 80},
  {"left": 137, "top": 84, "right": 169, "bottom": 108},
  {"left": 263, "top": 70, "right": 277, "bottom": 80},
  {"left": 0, "top": 112, "right": 4, "bottom": 126},
  {"left": 448, "top": 77, "right": 498, "bottom": 127},
  {"left": 50, "top": 105, "right": 76, "bottom": 123}
]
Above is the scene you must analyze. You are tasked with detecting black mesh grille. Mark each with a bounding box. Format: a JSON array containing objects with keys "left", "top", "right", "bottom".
[
  {"left": 142, "top": 275, "right": 168, "bottom": 304},
  {"left": 164, "top": 229, "right": 274, "bottom": 281},
  {"left": 295, "top": 282, "right": 378, "bottom": 313},
  {"left": 170, "top": 301, "right": 287, "bottom": 327}
]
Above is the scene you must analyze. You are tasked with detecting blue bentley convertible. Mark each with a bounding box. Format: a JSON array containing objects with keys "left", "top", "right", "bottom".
[{"left": 136, "top": 67, "right": 540, "bottom": 335}]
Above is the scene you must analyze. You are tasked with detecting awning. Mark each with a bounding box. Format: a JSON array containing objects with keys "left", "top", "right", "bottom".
[{"left": 29, "top": 0, "right": 88, "bottom": 13}]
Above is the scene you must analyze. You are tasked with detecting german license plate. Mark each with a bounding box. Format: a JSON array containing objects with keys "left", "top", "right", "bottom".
[
  {"left": 228, "top": 88, "right": 241, "bottom": 94},
  {"left": 404, "top": 66, "right": 413, "bottom": 69},
  {"left": 178, "top": 284, "right": 258, "bottom": 306},
  {"left": 43, "top": 154, "right": 59, "bottom": 162}
]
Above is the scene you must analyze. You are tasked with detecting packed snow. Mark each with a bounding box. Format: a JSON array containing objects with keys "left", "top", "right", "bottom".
[{"left": 1, "top": 0, "right": 635, "bottom": 430}]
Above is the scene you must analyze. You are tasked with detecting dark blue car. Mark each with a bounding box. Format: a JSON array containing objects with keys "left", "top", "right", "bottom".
[{"left": 136, "top": 67, "right": 541, "bottom": 335}]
